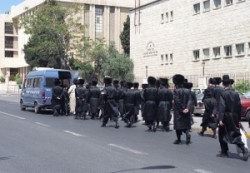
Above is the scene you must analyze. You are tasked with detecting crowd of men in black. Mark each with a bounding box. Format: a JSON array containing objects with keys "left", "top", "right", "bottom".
[{"left": 51, "top": 74, "right": 249, "bottom": 161}]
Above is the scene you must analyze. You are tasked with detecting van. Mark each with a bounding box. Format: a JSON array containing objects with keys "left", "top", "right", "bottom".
[{"left": 20, "top": 68, "right": 71, "bottom": 113}]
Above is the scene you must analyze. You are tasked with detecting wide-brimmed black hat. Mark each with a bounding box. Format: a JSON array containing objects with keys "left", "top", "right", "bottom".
[
  {"left": 141, "top": 84, "right": 148, "bottom": 89},
  {"left": 133, "top": 82, "right": 139, "bottom": 88},
  {"left": 92, "top": 80, "right": 98, "bottom": 86},
  {"left": 213, "top": 77, "right": 222, "bottom": 85},
  {"left": 222, "top": 75, "right": 231, "bottom": 85},
  {"left": 173, "top": 74, "right": 185, "bottom": 85},
  {"left": 184, "top": 82, "right": 193, "bottom": 89},
  {"left": 104, "top": 76, "right": 112, "bottom": 85},
  {"left": 113, "top": 80, "right": 119, "bottom": 85},
  {"left": 208, "top": 78, "right": 215, "bottom": 85},
  {"left": 126, "top": 82, "right": 133, "bottom": 88},
  {"left": 147, "top": 76, "right": 156, "bottom": 85},
  {"left": 159, "top": 78, "right": 169, "bottom": 86},
  {"left": 78, "top": 79, "right": 85, "bottom": 85}
]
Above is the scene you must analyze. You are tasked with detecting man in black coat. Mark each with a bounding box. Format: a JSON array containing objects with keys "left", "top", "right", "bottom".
[
  {"left": 143, "top": 76, "right": 158, "bottom": 131},
  {"left": 133, "top": 82, "right": 141, "bottom": 122},
  {"left": 118, "top": 80, "right": 126, "bottom": 119},
  {"left": 102, "top": 76, "right": 120, "bottom": 128},
  {"left": 51, "top": 79, "right": 64, "bottom": 116},
  {"left": 184, "top": 82, "right": 197, "bottom": 125},
  {"left": 75, "top": 79, "right": 88, "bottom": 119},
  {"left": 89, "top": 80, "right": 101, "bottom": 119},
  {"left": 217, "top": 75, "right": 249, "bottom": 161},
  {"left": 140, "top": 83, "right": 148, "bottom": 121},
  {"left": 157, "top": 78, "right": 173, "bottom": 131},
  {"left": 123, "top": 82, "right": 137, "bottom": 127},
  {"left": 172, "top": 74, "right": 194, "bottom": 144}
]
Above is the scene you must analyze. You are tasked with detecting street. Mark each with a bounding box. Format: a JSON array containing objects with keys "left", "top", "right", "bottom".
[{"left": 0, "top": 95, "right": 249, "bottom": 173}]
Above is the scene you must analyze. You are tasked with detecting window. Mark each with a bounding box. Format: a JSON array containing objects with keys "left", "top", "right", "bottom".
[
  {"left": 33, "top": 78, "right": 42, "bottom": 88},
  {"left": 5, "top": 22, "right": 13, "bottom": 34},
  {"left": 213, "top": 47, "right": 221, "bottom": 58},
  {"left": 161, "top": 55, "right": 164, "bottom": 65},
  {"left": 203, "top": 48, "right": 210, "bottom": 59},
  {"left": 225, "top": 0, "right": 233, "bottom": 5},
  {"left": 203, "top": 0, "right": 210, "bottom": 12},
  {"left": 236, "top": 43, "right": 244, "bottom": 56},
  {"left": 165, "top": 54, "right": 168, "bottom": 65},
  {"left": 170, "top": 54, "right": 173, "bottom": 64},
  {"left": 161, "top": 13, "right": 164, "bottom": 23},
  {"left": 194, "top": 3, "right": 200, "bottom": 14},
  {"left": 193, "top": 50, "right": 200, "bottom": 60},
  {"left": 5, "top": 36, "right": 13, "bottom": 48},
  {"left": 170, "top": 11, "right": 173, "bottom": 21},
  {"left": 5, "top": 51, "right": 14, "bottom": 58},
  {"left": 95, "top": 6, "right": 103, "bottom": 33},
  {"left": 214, "top": 0, "right": 221, "bottom": 8},
  {"left": 224, "top": 45, "right": 232, "bottom": 57},
  {"left": 165, "top": 12, "right": 169, "bottom": 22}
]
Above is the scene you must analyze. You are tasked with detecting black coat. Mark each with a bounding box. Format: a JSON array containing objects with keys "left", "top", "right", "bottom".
[
  {"left": 201, "top": 97, "right": 217, "bottom": 130},
  {"left": 173, "top": 88, "right": 193, "bottom": 130},
  {"left": 89, "top": 86, "right": 101, "bottom": 114},
  {"left": 143, "top": 86, "right": 158, "bottom": 121},
  {"left": 103, "top": 85, "right": 119, "bottom": 120},
  {"left": 75, "top": 86, "right": 89, "bottom": 113},
  {"left": 157, "top": 86, "right": 173, "bottom": 122},
  {"left": 124, "top": 89, "right": 137, "bottom": 121},
  {"left": 118, "top": 87, "right": 126, "bottom": 116},
  {"left": 51, "top": 85, "right": 64, "bottom": 106}
]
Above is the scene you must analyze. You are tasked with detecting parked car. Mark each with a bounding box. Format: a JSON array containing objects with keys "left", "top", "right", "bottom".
[{"left": 193, "top": 93, "right": 205, "bottom": 116}]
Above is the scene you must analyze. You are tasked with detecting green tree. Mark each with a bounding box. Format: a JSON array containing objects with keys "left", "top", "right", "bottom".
[
  {"left": 102, "top": 44, "right": 134, "bottom": 81},
  {"left": 20, "top": 0, "right": 83, "bottom": 69},
  {"left": 235, "top": 80, "right": 250, "bottom": 93},
  {"left": 120, "top": 16, "right": 130, "bottom": 55}
]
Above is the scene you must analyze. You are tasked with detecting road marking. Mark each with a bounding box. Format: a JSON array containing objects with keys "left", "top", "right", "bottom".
[
  {"left": 35, "top": 122, "right": 50, "bottom": 127},
  {"left": 108, "top": 144, "right": 148, "bottom": 155},
  {"left": 0, "top": 111, "right": 26, "bottom": 120},
  {"left": 64, "top": 130, "right": 86, "bottom": 137},
  {"left": 194, "top": 169, "right": 214, "bottom": 173}
]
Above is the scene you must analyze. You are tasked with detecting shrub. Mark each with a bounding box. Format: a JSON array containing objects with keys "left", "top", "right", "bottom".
[
  {"left": 235, "top": 80, "right": 250, "bottom": 93},
  {"left": 0, "top": 76, "right": 5, "bottom": 83},
  {"left": 9, "top": 74, "right": 15, "bottom": 81},
  {"left": 16, "top": 78, "right": 22, "bottom": 85}
]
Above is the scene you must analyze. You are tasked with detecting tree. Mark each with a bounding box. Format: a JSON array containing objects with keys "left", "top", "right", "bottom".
[
  {"left": 120, "top": 16, "right": 130, "bottom": 55},
  {"left": 102, "top": 44, "right": 134, "bottom": 81},
  {"left": 20, "top": 0, "right": 83, "bottom": 69}
]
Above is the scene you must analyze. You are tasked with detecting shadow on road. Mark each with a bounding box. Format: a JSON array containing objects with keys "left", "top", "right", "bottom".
[
  {"left": 110, "top": 165, "right": 176, "bottom": 173},
  {"left": 0, "top": 156, "right": 10, "bottom": 161}
]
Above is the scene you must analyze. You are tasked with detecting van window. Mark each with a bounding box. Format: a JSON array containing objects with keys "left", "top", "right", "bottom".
[
  {"left": 27, "top": 78, "right": 34, "bottom": 88},
  {"left": 33, "top": 78, "right": 42, "bottom": 88},
  {"left": 45, "top": 78, "right": 56, "bottom": 88}
]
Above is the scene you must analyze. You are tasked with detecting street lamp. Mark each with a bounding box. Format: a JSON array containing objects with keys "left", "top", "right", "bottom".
[
  {"left": 202, "top": 61, "right": 205, "bottom": 77},
  {"left": 145, "top": 65, "right": 148, "bottom": 78}
]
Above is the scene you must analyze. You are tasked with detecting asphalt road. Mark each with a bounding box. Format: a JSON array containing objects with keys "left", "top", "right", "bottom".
[{"left": 0, "top": 95, "right": 249, "bottom": 173}]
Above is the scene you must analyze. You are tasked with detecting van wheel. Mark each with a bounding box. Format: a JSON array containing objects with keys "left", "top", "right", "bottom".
[
  {"left": 34, "top": 103, "right": 40, "bottom": 114},
  {"left": 20, "top": 100, "right": 26, "bottom": 111}
]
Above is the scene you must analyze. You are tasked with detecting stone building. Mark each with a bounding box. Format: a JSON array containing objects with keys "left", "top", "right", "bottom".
[
  {"left": 130, "top": 0, "right": 250, "bottom": 86},
  {"left": 0, "top": 0, "right": 134, "bottom": 81}
]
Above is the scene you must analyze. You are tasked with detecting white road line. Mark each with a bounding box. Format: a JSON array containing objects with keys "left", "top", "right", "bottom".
[
  {"left": 0, "top": 111, "right": 26, "bottom": 120},
  {"left": 35, "top": 122, "right": 50, "bottom": 127},
  {"left": 64, "top": 130, "right": 86, "bottom": 137},
  {"left": 108, "top": 144, "right": 148, "bottom": 155},
  {"left": 194, "top": 169, "right": 214, "bottom": 173}
]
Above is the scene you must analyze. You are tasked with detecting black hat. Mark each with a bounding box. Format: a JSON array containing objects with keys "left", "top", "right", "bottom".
[
  {"left": 120, "top": 80, "right": 126, "bottom": 87},
  {"left": 113, "top": 80, "right": 119, "bottom": 85},
  {"left": 141, "top": 84, "right": 148, "bottom": 89},
  {"left": 73, "top": 79, "right": 78, "bottom": 85},
  {"left": 133, "top": 82, "right": 139, "bottom": 88},
  {"left": 104, "top": 76, "right": 112, "bottom": 85},
  {"left": 126, "top": 82, "right": 133, "bottom": 88},
  {"left": 213, "top": 77, "right": 222, "bottom": 85},
  {"left": 208, "top": 78, "right": 215, "bottom": 85},
  {"left": 159, "top": 78, "right": 169, "bottom": 86},
  {"left": 184, "top": 82, "right": 193, "bottom": 89},
  {"left": 54, "top": 79, "right": 60, "bottom": 85},
  {"left": 78, "top": 79, "right": 85, "bottom": 85},
  {"left": 230, "top": 79, "right": 234, "bottom": 85},
  {"left": 173, "top": 74, "right": 185, "bottom": 85},
  {"left": 92, "top": 80, "right": 98, "bottom": 86},
  {"left": 222, "top": 75, "right": 231, "bottom": 85},
  {"left": 184, "top": 78, "right": 188, "bottom": 83},
  {"left": 147, "top": 76, "right": 156, "bottom": 85}
]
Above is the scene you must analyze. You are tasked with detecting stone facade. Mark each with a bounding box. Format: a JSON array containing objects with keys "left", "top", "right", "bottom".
[{"left": 130, "top": 0, "right": 250, "bottom": 85}]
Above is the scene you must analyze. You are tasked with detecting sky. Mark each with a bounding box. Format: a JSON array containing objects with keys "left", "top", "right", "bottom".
[{"left": 0, "top": 0, "right": 24, "bottom": 14}]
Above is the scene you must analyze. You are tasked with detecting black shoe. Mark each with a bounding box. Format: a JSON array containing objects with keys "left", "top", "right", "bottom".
[
  {"left": 173, "top": 140, "right": 181, "bottom": 144},
  {"left": 101, "top": 123, "right": 106, "bottom": 127},
  {"left": 217, "top": 152, "right": 229, "bottom": 158},
  {"left": 198, "top": 131, "right": 204, "bottom": 136},
  {"left": 186, "top": 134, "right": 191, "bottom": 144},
  {"left": 115, "top": 125, "right": 119, "bottom": 129}
]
